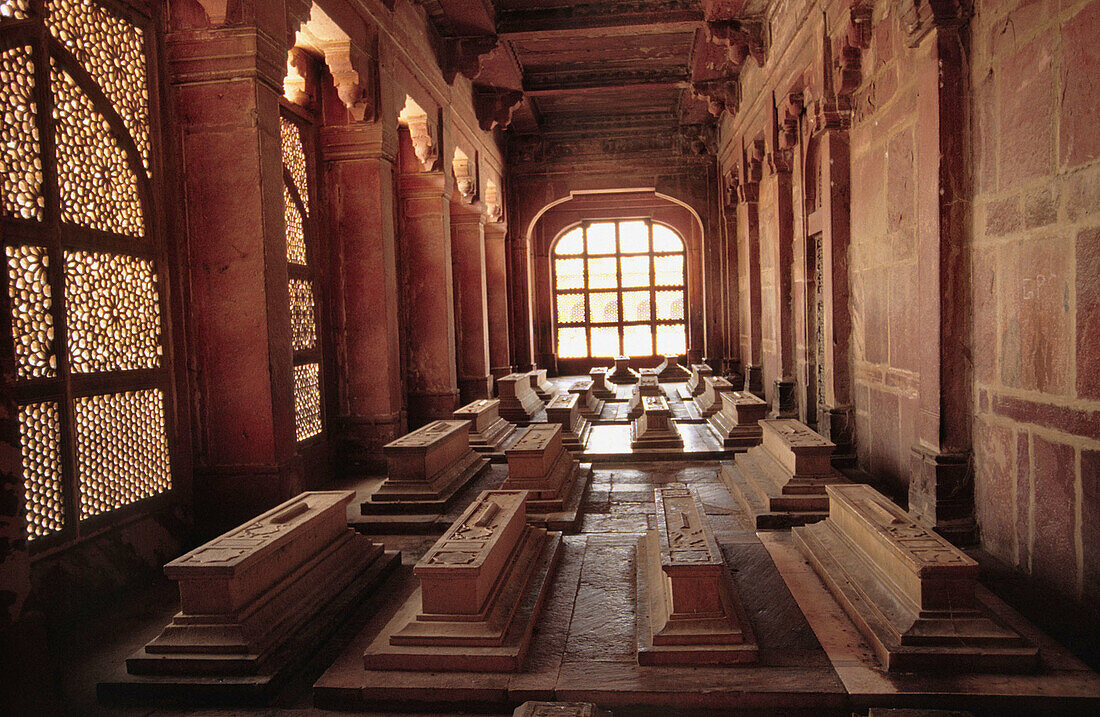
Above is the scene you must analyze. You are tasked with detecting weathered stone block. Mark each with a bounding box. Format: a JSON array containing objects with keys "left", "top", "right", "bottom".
[
  {"left": 607, "top": 355, "right": 640, "bottom": 384},
  {"left": 707, "top": 390, "right": 768, "bottom": 448},
  {"left": 685, "top": 363, "right": 713, "bottom": 397},
  {"left": 454, "top": 398, "right": 518, "bottom": 457},
  {"left": 363, "top": 490, "right": 562, "bottom": 672},
  {"left": 630, "top": 396, "right": 683, "bottom": 450},
  {"left": 122, "top": 492, "right": 398, "bottom": 687},
  {"left": 545, "top": 392, "right": 592, "bottom": 451},
  {"left": 693, "top": 375, "right": 735, "bottom": 418},
  {"left": 497, "top": 372, "right": 544, "bottom": 423},
  {"left": 719, "top": 419, "right": 847, "bottom": 529},
  {"left": 588, "top": 366, "right": 616, "bottom": 399},
  {"left": 636, "top": 484, "right": 757, "bottom": 665},
  {"left": 514, "top": 701, "right": 606, "bottom": 717},
  {"left": 367, "top": 420, "right": 489, "bottom": 508},
  {"left": 528, "top": 368, "right": 557, "bottom": 402},
  {"left": 655, "top": 354, "right": 690, "bottom": 382},
  {"left": 567, "top": 378, "right": 605, "bottom": 419},
  {"left": 504, "top": 423, "right": 592, "bottom": 531},
  {"left": 794, "top": 484, "right": 1038, "bottom": 672}
]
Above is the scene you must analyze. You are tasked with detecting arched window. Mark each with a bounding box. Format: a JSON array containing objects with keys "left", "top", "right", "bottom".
[
  {"left": 552, "top": 220, "right": 687, "bottom": 360},
  {"left": 2, "top": 0, "right": 174, "bottom": 544}
]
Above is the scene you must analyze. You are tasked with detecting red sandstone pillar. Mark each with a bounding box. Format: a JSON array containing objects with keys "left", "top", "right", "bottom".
[
  {"left": 398, "top": 132, "right": 459, "bottom": 426},
  {"left": 764, "top": 102, "right": 797, "bottom": 418},
  {"left": 168, "top": 19, "right": 300, "bottom": 528},
  {"left": 485, "top": 222, "right": 513, "bottom": 379},
  {"left": 451, "top": 203, "right": 493, "bottom": 402},
  {"left": 321, "top": 120, "right": 406, "bottom": 467},
  {"left": 738, "top": 177, "right": 764, "bottom": 397},
  {"left": 721, "top": 202, "right": 742, "bottom": 379},
  {"left": 510, "top": 228, "right": 536, "bottom": 372},
  {"left": 904, "top": 4, "right": 974, "bottom": 542},
  {"left": 703, "top": 206, "right": 727, "bottom": 369}
]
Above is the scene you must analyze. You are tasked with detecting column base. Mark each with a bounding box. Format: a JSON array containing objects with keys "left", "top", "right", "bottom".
[
  {"left": 490, "top": 365, "right": 514, "bottom": 381},
  {"left": 818, "top": 405, "right": 856, "bottom": 468},
  {"left": 458, "top": 375, "right": 493, "bottom": 404},
  {"left": 909, "top": 445, "right": 977, "bottom": 546},
  {"left": 332, "top": 413, "right": 406, "bottom": 475},
  {"left": 407, "top": 390, "right": 460, "bottom": 429},
  {"left": 768, "top": 379, "right": 798, "bottom": 419},
  {"left": 744, "top": 364, "right": 764, "bottom": 398}
]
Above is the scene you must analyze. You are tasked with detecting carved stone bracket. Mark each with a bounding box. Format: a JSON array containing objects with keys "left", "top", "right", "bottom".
[
  {"left": 902, "top": 0, "right": 972, "bottom": 47},
  {"left": 443, "top": 36, "right": 499, "bottom": 85},
  {"left": 779, "top": 91, "right": 804, "bottom": 150},
  {"left": 287, "top": 5, "right": 379, "bottom": 121},
  {"left": 484, "top": 181, "right": 503, "bottom": 222},
  {"left": 692, "top": 79, "right": 740, "bottom": 118},
  {"left": 738, "top": 139, "right": 763, "bottom": 203},
  {"left": 706, "top": 19, "right": 766, "bottom": 67},
  {"left": 406, "top": 113, "right": 439, "bottom": 171},
  {"left": 723, "top": 168, "right": 740, "bottom": 208},
  {"left": 474, "top": 86, "right": 524, "bottom": 132},
  {"left": 452, "top": 153, "right": 477, "bottom": 204},
  {"left": 676, "top": 122, "right": 717, "bottom": 156}
]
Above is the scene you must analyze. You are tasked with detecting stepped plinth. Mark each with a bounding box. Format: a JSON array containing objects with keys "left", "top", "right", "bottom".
[
  {"left": 655, "top": 354, "right": 690, "bottom": 382},
  {"left": 607, "top": 355, "right": 640, "bottom": 384},
  {"left": 497, "top": 372, "right": 543, "bottom": 423},
  {"left": 545, "top": 392, "right": 592, "bottom": 452},
  {"left": 454, "top": 398, "right": 518, "bottom": 459},
  {"left": 568, "top": 378, "right": 605, "bottom": 419},
  {"left": 629, "top": 395, "right": 683, "bottom": 450},
  {"left": 104, "top": 492, "right": 399, "bottom": 701},
  {"left": 794, "top": 484, "right": 1039, "bottom": 672},
  {"left": 693, "top": 375, "right": 735, "bottom": 417},
  {"left": 363, "top": 490, "right": 562, "bottom": 672},
  {"left": 503, "top": 423, "right": 592, "bottom": 531},
  {"left": 707, "top": 391, "right": 768, "bottom": 448},
  {"left": 588, "top": 367, "right": 616, "bottom": 399},
  {"left": 719, "top": 419, "right": 847, "bottom": 529},
  {"left": 360, "top": 420, "right": 490, "bottom": 531},
  {"left": 528, "top": 368, "right": 557, "bottom": 402},
  {"left": 636, "top": 484, "right": 757, "bottom": 665},
  {"left": 681, "top": 363, "right": 713, "bottom": 399}
]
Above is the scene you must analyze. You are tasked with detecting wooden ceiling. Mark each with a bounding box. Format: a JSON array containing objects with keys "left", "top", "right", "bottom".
[{"left": 419, "top": 0, "right": 770, "bottom": 138}]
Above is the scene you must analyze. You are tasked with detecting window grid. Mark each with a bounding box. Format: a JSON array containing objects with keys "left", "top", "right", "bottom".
[
  {"left": 2, "top": 0, "right": 175, "bottom": 547},
  {"left": 552, "top": 221, "right": 687, "bottom": 359}
]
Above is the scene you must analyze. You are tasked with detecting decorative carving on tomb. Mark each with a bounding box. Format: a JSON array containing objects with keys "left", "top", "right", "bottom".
[
  {"left": 474, "top": 85, "right": 524, "bottom": 132},
  {"left": 630, "top": 396, "right": 683, "bottom": 450},
  {"left": 363, "top": 490, "right": 563, "bottom": 672},
  {"left": 794, "top": 484, "right": 1038, "bottom": 672},
  {"left": 497, "top": 372, "right": 544, "bottom": 423},
  {"left": 545, "top": 392, "right": 592, "bottom": 452},
  {"left": 568, "top": 379, "right": 605, "bottom": 419},
  {"left": 707, "top": 390, "right": 768, "bottom": 448},
  {"left": 588, "top": 367, "right": 616, "bottom": 399},
  {"left": 454, "top": 398, "right": 518, "bottom": 458},
  {"left": 442, "top": 36, "right": 499, "bottom": 84},
  {"left": 607, "top": 356, "right": 640, "bottom": 385},
  {"left": 504, "top": 424, "right": 592, "bottom": 530},
  {"left": 513, "top": 701, "right": 604, "bottom": 717},
  {"left": 719, "top": 419, "right": 847, "bottom": 529},
  {"left": 636, "top": 484, "right": 757, "bottom": 665},
  {"left": 361, "top": 420, "right": 490, "bottom": 524},
  {"left": 693, "top": 375, "right": 735, "bottom": 418},
  {"left": 110, "top": 492, "right": 398, "bottom": 696}
]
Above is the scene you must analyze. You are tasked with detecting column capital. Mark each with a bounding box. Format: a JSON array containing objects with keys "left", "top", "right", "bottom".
[
  {"left": 398, "top": 170, "right": 451, "bottom": 201},
  {"left": 320, "top": 122, "right": 398, "bottom": 163},
  {"left": 167, "top": 25, "right": 288, "bottom": 93}
]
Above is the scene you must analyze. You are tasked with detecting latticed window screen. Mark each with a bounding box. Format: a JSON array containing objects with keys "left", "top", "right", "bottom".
[
  {"left": 281, "top": 111, "right": 323, "bottom": 442},
  {"left": 552, "top": 220, "right": 688, "bottom": 359},
  {"left": 1, "top": 1, "right": 173, "bottom": 543}
]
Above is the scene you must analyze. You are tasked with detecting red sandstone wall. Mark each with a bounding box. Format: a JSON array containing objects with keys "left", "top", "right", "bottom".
[
  {"left": 969, "top": 0, "right": 1100, "bottom": 602},
  {"left": 848, "top": 6, "right": 923, "bottom": 495}
]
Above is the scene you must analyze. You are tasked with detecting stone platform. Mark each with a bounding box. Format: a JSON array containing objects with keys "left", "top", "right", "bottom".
[
  {"left": 568, "top": 378, "right": 605, "bottom": 420},
  {"left": 545, "top": 392, "right": 592, "bottom": 452},
  {"left": 629, "top": 396, "right": 684, "bottom": 451},
  {"left": 793, "top": 484, "right": 1038, "bottom": 673},
  {"left": 362, "top": 490, "right": 562, "bottom": 673},
  {"left": 499, "top": 372, "right": 546, "bottom": 423},
  {"left": 360, "top": 420, "right": 490, "bottom": 532},
  {"left": 504, "top": 423, "right": 593, "bottom": 532},
  {"left": 693, "top": 375, "right": 735, "bottom": 418},
  {"left": 720, "top": 419, "right": 847, "bottom": 529},
  {"left": 636, "top": 484, "right": 757, "bottom": 665},
  {"left": 607, "top": 356, "right": 640, "bottom": 385},
  {"left": 707, "top": 390, "right": 768, "bottom": 448},
  {"left": 455, "top": 398, "right": 520, "bottom": 462},
  {"left": 99, "top": 491, "right": 399, "bottom": 704}
]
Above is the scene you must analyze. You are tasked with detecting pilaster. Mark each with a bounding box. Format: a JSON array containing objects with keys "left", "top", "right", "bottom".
[
  {"left": 485, "top": 222, "right": 513, "bottom": 379},
  {"left": 451, "top": 204, "right": 493, "bottom": 403}
]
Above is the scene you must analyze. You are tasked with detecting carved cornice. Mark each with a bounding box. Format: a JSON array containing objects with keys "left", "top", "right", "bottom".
[
  {"left": 443, "top": 36, "right": 499, "bottom": 84},
  {"left": 498, "top": 1, "right": 702, "bottom": 35},
  {"left": 474, "top": 86, "right": 524, "bottom": 131},
  {"left": 691, "top": 79, "right": 740, "bottom": 118},
  {"left": 902, "top": 0, "right": 972, "bottom": 47},
  {"left": 706, "top": 18, "right": 766, "bottom": 68}
]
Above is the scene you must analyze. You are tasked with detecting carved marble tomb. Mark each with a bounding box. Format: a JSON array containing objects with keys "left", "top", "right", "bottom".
[
  {"left": 497, "top": 372, "right": 545, "bottom": 423},
  {"left": 707, "top": 390, "right": 769, "bottom": 448},
  {"left": 545, "top": 392, "right": 592, "bottom": 451},
  {"left": 503, "top": 423, "right": 592, "bottom": 530},
  {"left": 454, "top": 398, "right": 519, "bottom": 459}
]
